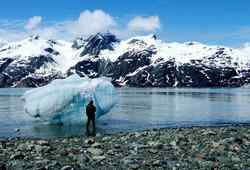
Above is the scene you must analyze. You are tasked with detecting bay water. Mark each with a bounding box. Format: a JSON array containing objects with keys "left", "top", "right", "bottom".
[{"left": 0, "top": 87, "right": 250, "bottom": 138}]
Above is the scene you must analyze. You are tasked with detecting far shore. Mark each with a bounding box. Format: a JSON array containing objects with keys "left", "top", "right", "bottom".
[{"left": 1, "top": 125, "right": 250, "bottom": 169}]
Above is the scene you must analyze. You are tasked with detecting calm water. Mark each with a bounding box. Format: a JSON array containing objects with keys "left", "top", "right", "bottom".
[{"left": 0, "top": 87, "right": 250, "bottom": 138}]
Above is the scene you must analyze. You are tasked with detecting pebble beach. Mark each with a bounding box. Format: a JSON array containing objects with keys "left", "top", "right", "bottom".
[{"left": 1, "top": 126, "right": 250, "bottom": 170}]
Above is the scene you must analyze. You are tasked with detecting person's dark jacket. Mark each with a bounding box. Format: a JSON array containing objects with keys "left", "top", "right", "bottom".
[{"left": 86, "top": 103, "right": 96, "bottom": 119}]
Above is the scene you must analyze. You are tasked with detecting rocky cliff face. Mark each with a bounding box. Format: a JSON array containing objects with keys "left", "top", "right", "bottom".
[{"left": 0, "top": 33, "right": 249, "bottom": 87}]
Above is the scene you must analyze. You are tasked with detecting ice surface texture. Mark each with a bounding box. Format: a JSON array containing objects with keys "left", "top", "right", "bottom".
[{"left": 22, "top": 74, "right": 117, "bottom": 124}]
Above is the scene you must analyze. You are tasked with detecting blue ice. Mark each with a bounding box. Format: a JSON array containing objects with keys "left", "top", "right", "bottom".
[{"left": 22, "top": 74, "right": 117, "bottom": 124}]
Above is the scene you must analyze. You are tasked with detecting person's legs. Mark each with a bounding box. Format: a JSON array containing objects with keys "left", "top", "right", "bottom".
[
  {"left": 86, "top": 117, "right": 90, "bottom": 135},
  {"left": 91, "top": 117, "right": 96, "bottom": 135}
]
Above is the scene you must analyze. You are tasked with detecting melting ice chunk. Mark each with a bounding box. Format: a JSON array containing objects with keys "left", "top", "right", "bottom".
[{"left": 22, "top": 74, "right": 117, "bottom": 124}]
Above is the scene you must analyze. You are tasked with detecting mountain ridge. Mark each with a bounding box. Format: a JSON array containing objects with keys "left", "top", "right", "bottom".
[{"left": 0, "top": 33, "right": 250, "bottom": 87}]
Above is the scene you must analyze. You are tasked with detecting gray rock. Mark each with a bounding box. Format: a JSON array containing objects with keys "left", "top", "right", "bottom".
[
  {"left": 35, "top": 145, "right": 43, "bottom": 153},
  {"left": 202, "top": 130, "right": 217, "bottom": 136},
  {"left": 60, "top": 165, "right": 74, "bottom": 170},
  {"left": 0, "top": 163, "right": 6, "bottom": 170},
  {"left": 17, "top": 143, "right": 34, "bottom": 151},
  {"left": 48, "top": 161, "right": 60, "bottom": 168},
  {"left": 14, "top": 128, "right": 20, "bottom": 132},
  {"left": 35, "top": 159, "right": 50, "bottom": 166},
  {"left": 10, "top": 152, "right": 25, "bottom": 160},
  {"left": 114, "top": 144, "right": 121, "bottom": 149},
  {"left": 85, "top": 138, "right": 95, "bottom": 145},
  {"left": 96, "top": 133, "right": 102, "bottom": 137},
  {"left": 129, "top": 163, "right": 140, "bottom": 169},
  {"left": 148, "top": 149, "right": 158, "bottom": 154},
  {"left": 134, "top": 132, "right": 141, "bottom": 138},
  {"left": 8, "top": 160, "right": 25, "bottom": 170},
  {"left": 102, "top": 136, "right": 111, "bottom": 142},
  {"left": 87, "top": 148, "right": 103, "bottom": 156},
  {"left": 122, "top": 157, "right": 134, "bottom": 165},
  {"left": 36, "top": 140, "right": 49, "bottom": 146},
  {"left": 91, "top": 142, "right": 101, "bottom": 148},
  {"left": 152, "top": 160, "right": 161, "bottom": 166},
  {"left": 170, "top": 140, "right": 177, "bottom": 147},
  {"left": 107, "top": 150, "right": 115, "bottom": 155},
  {"left": 232, "top": 156, "right": 241, "bottom": 162},
  {"left": 92, "top": 155, "right": 106, "bottom": 161}
]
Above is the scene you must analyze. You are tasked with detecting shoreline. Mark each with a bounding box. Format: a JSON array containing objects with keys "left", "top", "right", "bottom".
[
  {"left": 2, "top": 121, "right": 250, "bottom": 140},
  {"left": 1, "top": 125, "right": 250, "bottom": 169}
]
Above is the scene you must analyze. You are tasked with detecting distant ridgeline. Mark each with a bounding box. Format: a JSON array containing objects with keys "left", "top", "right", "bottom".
[{"left": 0, "top": 33, "right": 250, "bottom": 88}]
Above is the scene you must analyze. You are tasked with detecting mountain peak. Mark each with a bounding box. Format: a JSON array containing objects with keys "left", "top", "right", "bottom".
[
  {"left": 88, "top": 32, "right": 119, "bottom": 43},
  {"left": 79, "top": 32, "right": 119, "bottom": 56},
  {"left": 28, "top": 34, "right": 40, "bottom": 41}
]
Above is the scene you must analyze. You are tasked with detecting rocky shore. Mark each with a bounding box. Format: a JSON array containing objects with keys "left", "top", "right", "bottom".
[{"left": 1, "top": 126, "right": 250, "bottom": 170}]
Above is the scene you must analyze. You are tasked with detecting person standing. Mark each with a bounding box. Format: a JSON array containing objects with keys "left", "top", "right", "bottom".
[{"left": 86, "top": 99, "right": 96, "bottom": 136}]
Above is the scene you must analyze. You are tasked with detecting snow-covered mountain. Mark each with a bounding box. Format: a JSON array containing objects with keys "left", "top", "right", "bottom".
[
  {"left": 0, "top": 33, "right": 250, "bottom": 87},
  {"left": 0, "top": 39, "right": 7, "bottom": 48}
]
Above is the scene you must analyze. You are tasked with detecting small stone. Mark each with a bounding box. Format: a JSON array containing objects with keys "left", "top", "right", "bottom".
[
  {"left": 35, "top": 145, "right": 43, "bottom": 153},
  {"left": 61, "top": 165, "right": 74, "bottom": 170},
  {"left": 102, "top": 136, "right": 111, "bottom": 141},
  {"left": 170, "top": 141, "right": 177, "bottom": 147},
  {"left": 122, "top": 158, "right": 134, "bottom": 165},
  {"left": 91, "top": 142, "right": 101, "bottom": 148},
  {"left": 36, "top": 140, "right": 49, "bottom": 146},
  {"left": 134, "top": 132, "right": 141, "bottom": 138},
  {"left": 0, "top": 163, "right": 6, "bottom": 170},
  {"left": 14, "top": 128, "right": 20, "bottom": 132},
  {"left": 48, "top": 161, "right": 60, "bottom": 167},
  {"left": 62, "top": 139, "right": 68, "bottom": 143},
  {"left": 87, "top": 148, "right": 103, "bottom": 156},
  {"left": 212, "top": 142, "right": 220, "bottom": 148},
  {"left": 10, "top": 152, "right": 25, "bottom": 160},
  {"left": 148, "top": 149, "right": 158, "bottom": 154},
  {"left": 232, "top": 156, "right": 241, "bottom": 162},
  {"left": 234, "top": 138, "right": 243, "bottom": 144},
  {"left": 230, "top": 144, "right": 240, "bottom": 152},
  {"left": 72, "top": 138, "right": 79, "bottom": 142},
  {"left": 141, "top": 131, "right": 148, "bottom": 137},
  {"left": 129, "top": 163, "right": 140, "bottom": 169},
  {"left": 107, "top": 150, "right": 114, "bottom": 155},
  {"left": 92, "top": 155, "right": 106, "bottom": 161},
  {"left": 243, "top": 138, "right": 250, "bottom": 145},
  {"left": 202, "top": 130, "right": 216, "bottom": 136},
  {"left": 130, "top": 150, "right": 137, "bottom": 155},
  {"left": 85, "top": 138, "right": 95, "bottom": 145},
  {"left": 222, "top": 137, "right": 234, "bottom": 143},
  {"left": 96, "top": 133, "right": 102, "bottom": 137},
  {"left": 121, "top": 136, "right": 128, "bottom": 141},
  {"left": 147, "top": 141, "right": 163, "bottom": 148},
  {"left": 35, "top": 159, "right": 50, "bottom": 166},
  {"left": 26, "top": 144, "right": 35, "bottom": 151},
  {"left": 114, "top": 144, "right": 121, "bottom": 149},
  {"left": 76, "top": 155, "right": 89, "bottom": 165},
  {"left": 17, "top": 143, "right": 30, "bottom": 151},
  {"left": 153, "top": 160, "right": 161, "bottom": 166},
  {"left": 34, "top": 156, "right": 43, "bottom": 160}
]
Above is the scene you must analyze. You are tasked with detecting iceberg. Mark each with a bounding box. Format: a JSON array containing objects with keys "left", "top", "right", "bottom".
[{"left": 22, "top": 74, "right": 117, "bottom": 124}]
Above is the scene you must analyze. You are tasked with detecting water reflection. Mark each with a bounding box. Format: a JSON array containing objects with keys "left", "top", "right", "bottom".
[{"left": 0, "top": 88, "right": 250, "bottom": 138}]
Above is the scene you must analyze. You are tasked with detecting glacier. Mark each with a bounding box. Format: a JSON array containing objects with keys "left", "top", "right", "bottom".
[{"left": 22, "top": 74, "right": 118, "bottom": 124}]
